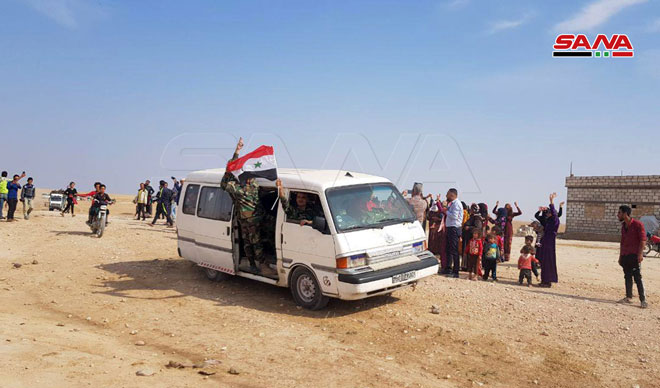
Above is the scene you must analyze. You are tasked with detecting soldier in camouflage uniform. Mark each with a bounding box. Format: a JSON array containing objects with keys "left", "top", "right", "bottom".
[
  {"left": 276, "top": 178, "right": 316, "bottom": 226},
  {"left": 221, "top": 138, "right": 264, "bottom": 274}
]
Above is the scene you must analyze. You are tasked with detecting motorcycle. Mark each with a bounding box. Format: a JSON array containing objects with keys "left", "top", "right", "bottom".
[
  {"left": 89, "top": 199, "right": 113, "bottom": 238},
  {"left": 644, "top": 234, "right": 660, "bottom": 257}
]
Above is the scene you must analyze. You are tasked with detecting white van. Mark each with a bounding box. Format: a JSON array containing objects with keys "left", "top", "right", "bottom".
[{"left": 176, "top": 168, "right": 438, "bottom": 310}]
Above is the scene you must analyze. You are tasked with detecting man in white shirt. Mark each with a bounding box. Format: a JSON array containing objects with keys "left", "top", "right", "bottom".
[{"left": 443, "top": 188, "right": 463, "bottom": 277}]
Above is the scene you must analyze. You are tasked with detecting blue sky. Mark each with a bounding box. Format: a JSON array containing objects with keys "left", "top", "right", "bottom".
[{"left": 1, "top": 0, "right": 658, "bottom": 219}]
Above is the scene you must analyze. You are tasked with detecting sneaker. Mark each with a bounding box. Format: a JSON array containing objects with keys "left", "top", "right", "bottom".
[
  {"left": 249, "top": 264, "right": 262, "bottom": 274},
  {"left": 452, "top": 273, "right": 459, "bottom": 278},
  {"left": 617, "top": 297, "right": 633, "bottom": 304},
  {"left": 640, "top": 300, "right": 648, "bottom": 309},
  {"left": 0, "top": 216, "right": 5, "bottom": 220}
]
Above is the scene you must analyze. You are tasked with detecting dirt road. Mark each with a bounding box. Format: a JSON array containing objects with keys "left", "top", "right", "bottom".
[{"left": 1, "top": 195, "right": 658, "bottom": 387}]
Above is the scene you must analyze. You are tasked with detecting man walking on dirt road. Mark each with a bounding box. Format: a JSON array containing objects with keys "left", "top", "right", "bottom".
[{"left": 617, "top": 205, "right": 648, "bottom": 309}]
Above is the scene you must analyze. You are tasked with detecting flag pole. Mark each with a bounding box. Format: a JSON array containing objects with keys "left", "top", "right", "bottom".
[{"left": 270, "top": 171, "right": 280, "bottom": 211}]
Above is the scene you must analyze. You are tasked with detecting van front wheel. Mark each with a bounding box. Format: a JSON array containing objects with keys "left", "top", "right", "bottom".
[
  {"left": 290, "top": 268, "right": 329, "bottom": 310},
  {"left": 203, "top": 267, "right": 230, "bottom": 281}
]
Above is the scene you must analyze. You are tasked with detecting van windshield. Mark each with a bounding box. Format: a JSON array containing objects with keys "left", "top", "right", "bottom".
[{"left": 326, "top": 183, "right": 416, "bottom": 232}]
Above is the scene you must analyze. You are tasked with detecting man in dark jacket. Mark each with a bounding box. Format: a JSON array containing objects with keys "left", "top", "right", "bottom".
[
  {"left": 151, "top": 180, "right": 174, "bottom": 227},
  {"left": 21, "top": 177, "right": 36, "bottom": 220},
  {"left": 144, "top": 180, "right": 155, "bottom": 216}
]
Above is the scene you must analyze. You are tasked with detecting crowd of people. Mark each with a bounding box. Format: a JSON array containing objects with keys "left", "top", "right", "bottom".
[
  {"left": 0, "top": 171, "right": 34, "bottom": 221},
  {"left": 0, "top": 158, "right": 650, "bottom": 308},
  {"left": 406, "top": 185, "right": 648, "bottom": 307},
  {"left": 133, "top": 177, "right": 182, "bottom": 228},
  {"left": 407, "top": 185, "right": 562, "bottom": 288}
]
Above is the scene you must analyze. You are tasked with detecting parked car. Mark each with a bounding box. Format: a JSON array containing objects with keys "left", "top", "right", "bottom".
[{"left": 48, "top": 191, "right": 66, "bottom": 211}]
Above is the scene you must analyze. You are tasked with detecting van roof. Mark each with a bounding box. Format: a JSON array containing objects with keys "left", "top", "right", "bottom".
[{"left": 185, "top": 168, "right": 391, "bottom": 192}]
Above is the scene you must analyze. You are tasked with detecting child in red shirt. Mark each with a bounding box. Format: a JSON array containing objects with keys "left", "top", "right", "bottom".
[
  {"left": 518, "top": 245, "right": 540, "bottom": 286},
  {"left": 466, "top": 229, "right": 483, "bottom": 280},
  {"left": 492, "top": 226, "right": 505, "bottom": 262}
]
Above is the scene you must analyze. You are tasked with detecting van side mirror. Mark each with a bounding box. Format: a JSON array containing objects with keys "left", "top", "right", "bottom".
[{"left": 312, "top": 216, "right": 328, "bottom": 234}]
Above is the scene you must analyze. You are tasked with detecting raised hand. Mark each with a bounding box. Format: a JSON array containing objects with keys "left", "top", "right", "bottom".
[
  {"left": 235, "top": 137, "right": 244, "bottom": 153},
  {"left": 402, "top": 190, "right": 408, "bottom": 197},
  {"left": 559, "top": 201, "right": 565, "bottom": 207},
  {"left": 514, "top": 201, "right": 519, "bottom": 208}
]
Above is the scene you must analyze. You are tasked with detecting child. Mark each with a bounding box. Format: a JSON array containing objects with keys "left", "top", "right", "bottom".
[
  {"left": 482, "top": 233, "right": 500, "bottom": 281},
  {"left": 62, "top": 182, "right": 77, "bottom": 217},
  {"left": 466, "top": 229, "right": 483, "bottom": 280},
  {"left": 518, "top": 245, "right": 540, "bottom": 286},
  {"left": 530, "top": 219, "right": 544, "bottom": 249},
  {"left": 522, "top": 235, "right": 540, "bottom": 281},
  {"left": 492, "top": 226, "right": 505, "bottom": 262}
]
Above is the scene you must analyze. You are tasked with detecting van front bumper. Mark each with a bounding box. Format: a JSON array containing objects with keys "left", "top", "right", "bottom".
[{"left": 335, "top": 253, "right": 438, "bottom": 300}]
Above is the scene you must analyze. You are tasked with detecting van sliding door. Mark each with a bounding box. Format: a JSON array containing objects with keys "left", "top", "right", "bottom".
[{"left": 194, "top": 186, "right": 235, "bottom": 275}]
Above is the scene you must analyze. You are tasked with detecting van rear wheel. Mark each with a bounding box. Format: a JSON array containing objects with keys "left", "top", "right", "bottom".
[{"left": 290, "top": 267, "right": 329, "bottom": 310}]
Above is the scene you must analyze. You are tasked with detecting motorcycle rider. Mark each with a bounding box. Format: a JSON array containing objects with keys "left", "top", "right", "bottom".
[{"left": 87, "top": 184, "right": 113, "bottom": 226}]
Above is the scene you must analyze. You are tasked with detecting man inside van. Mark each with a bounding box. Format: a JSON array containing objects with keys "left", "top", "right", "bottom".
[
  {"left": 221, "top": 137, "right": 264, "bottom": 274},
  {"left": 276, "top": 179, "right": 316, "bottom": 226}
]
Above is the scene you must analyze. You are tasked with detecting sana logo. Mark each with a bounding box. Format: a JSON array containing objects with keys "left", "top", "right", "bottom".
[{"left": 553, "top": 34, "right": 634, "bottom": 58}]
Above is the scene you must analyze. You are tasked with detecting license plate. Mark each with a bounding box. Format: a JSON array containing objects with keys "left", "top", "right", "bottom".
[{"left": 392, "top": 270, "right": 416, "bottom": 284}]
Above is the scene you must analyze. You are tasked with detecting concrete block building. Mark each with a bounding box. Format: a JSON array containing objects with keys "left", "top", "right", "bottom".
[{"left": 564, "top": 175, "right": 660, "bottom": 241}]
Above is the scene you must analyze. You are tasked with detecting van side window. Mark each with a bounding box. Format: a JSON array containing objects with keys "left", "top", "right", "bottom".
[
  {"left": 198, "top": 186, "right": 233, "bottom": 221},
  {"left": 285, "top": 191, "right": 323, "bottom": 224},
  {"left": 182, "top": 184, "right": 200, "bottom": 215}
]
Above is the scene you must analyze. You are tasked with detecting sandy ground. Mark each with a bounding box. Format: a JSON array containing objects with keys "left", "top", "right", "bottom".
[{"left": 1, "top": 192, "right": 658, "bottom": 388}]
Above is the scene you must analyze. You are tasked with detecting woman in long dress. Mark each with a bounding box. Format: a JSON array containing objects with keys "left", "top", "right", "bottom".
[
  {"left": 493, "top": 201, "right": 522, "bottom": 261},
  {"left": 539, "top": 193, "right": 560, "bottom": 287},
  {"left": 427, "top": 196, "right": 447, "bottom": 270}
]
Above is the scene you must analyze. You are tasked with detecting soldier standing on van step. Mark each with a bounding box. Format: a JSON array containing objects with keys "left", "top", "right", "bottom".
[{"left": 221, "top": 137, "right": 264, "bottom": 274}]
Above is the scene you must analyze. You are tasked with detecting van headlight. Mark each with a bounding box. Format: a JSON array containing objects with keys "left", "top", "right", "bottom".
[{"left": 336, "top": 254, "right": 367, "bottom": 269}]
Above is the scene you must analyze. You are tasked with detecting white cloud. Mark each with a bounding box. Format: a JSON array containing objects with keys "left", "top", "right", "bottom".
[
  {"left": 20, "top": 0, "right": 107, "bottom": 29},
  {"left": 487, "top": 13, "right": 534, "bottom": 34},
  {"left": 554, "top": 0, "right": 647, "bottom": 32},
  {"left": 446, "top": 0, "right": 469, "bottom": 9},
  {"left": 647, "top": 17, "right": 660, "bottom": 33}
]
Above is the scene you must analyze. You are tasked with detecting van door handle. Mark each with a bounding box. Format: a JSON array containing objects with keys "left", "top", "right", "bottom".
[
  {"left": 226, "top": 226, "right": 230, "bottom": 235},
  {"left": 280, "top": 233, "right": 284, "bottom": 245}
]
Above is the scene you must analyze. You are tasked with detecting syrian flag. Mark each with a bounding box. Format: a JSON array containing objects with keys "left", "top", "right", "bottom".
[{"left": 226, "top": 145, "right": 278, "bottom": 184}]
